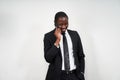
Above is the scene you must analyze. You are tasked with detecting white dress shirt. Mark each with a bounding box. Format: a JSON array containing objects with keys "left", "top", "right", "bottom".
[{"left": 60, "top": 30, "right": 76, "bottom": 71}]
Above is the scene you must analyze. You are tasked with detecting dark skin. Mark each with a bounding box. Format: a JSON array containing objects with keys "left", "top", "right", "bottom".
[{"left": 54, "top": 17, "right": 68, "bottom": 46}]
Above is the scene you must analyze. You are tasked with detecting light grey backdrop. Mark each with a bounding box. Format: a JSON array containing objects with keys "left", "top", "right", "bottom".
[{"left": 0, "top": 0, "right": 120, "bottom": 80}]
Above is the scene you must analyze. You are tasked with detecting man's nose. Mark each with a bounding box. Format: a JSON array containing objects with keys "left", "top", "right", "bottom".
[{"left": 61, "top": 25, "right": 66, "bottom": 28}]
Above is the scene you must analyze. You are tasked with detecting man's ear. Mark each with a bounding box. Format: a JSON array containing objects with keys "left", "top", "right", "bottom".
[
  {"left": 55, "top": 23, "right": 56, "bottom": 27},
  {"left": 55, "top": 23, "right": 58, "bottom": 27},
  {"left": 54, "top": 20, "right": 56, "bottom": 27},
  {"left": 54, "top": 20, "right": 58, "bottom": 27}
]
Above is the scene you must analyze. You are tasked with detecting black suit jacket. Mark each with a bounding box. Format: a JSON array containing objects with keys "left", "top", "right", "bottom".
[{"left": 44, "top": 29, "right": 85, "bottom": 80}]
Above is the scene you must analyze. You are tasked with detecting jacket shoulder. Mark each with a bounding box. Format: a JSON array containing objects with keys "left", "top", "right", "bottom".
[
  {"left": 44, "top": 29, "right": 55, "bottom": 38},
  {"left": 67, "top": 29, "right": 78, "bottom": 35}
]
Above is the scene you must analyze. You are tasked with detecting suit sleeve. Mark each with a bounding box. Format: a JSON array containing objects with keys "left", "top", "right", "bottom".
[
  {"left": 76, "top": 31, "right": 85, "bottom": 73},
  {"left": 44, "top": 34, "right": 59, "bottom": 63}
]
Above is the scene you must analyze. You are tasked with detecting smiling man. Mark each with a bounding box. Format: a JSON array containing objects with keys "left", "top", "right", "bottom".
[{"left": 44, "top": 11, "right": 85, "bottom": 80}]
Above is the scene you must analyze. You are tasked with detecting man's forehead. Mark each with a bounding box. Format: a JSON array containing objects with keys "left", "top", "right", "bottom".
[{"left": 58, "top": 17, "right": 67, "bottom": 21}]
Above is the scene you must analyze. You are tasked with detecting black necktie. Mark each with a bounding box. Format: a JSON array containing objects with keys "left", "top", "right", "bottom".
[{"left": 62, "top": 33, "right": 70, "bottom": 71}]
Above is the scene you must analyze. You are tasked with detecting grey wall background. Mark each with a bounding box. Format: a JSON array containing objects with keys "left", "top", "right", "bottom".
[{"left": 0, "top": 0, "right": 120, "bottom": 80}]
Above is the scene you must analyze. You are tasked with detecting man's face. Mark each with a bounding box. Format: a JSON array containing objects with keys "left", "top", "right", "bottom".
[{"left": 56, "top": 17, "right": 68, "bottom": 33}]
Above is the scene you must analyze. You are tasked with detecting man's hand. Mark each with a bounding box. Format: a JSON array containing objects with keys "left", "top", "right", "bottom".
[{"left": 54, "top": 28, "right": 61, "bottom": 46}]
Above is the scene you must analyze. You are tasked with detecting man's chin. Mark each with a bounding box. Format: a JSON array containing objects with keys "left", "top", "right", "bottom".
[
  {"left": 62, "top": 29, "right": 67, "bottom": 32},
  {"left": 61, "top": 30, "right": 66, "bottom": 33}
]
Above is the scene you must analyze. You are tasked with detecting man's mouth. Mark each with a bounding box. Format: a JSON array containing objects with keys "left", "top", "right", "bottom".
[{"left": 61, "top": 28, "right": 66, "bottom": 31}]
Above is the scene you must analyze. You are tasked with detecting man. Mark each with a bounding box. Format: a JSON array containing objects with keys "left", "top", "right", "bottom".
[{"left": 44, "top": 11, "right": 85, "bottom": 80}]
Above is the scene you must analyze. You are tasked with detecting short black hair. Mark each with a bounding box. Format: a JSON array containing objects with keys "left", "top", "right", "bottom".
[{"left": 54, "top": 11, "right": 68, "bottom": 26}]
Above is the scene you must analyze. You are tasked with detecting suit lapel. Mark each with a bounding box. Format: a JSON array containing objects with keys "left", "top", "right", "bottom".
[
  {"left": 67, "top": 30, "right": 75, "bottom": 49},
  {"left": 67, "top": 30, "right": 79, "bottom": 67},
  {"left": 67, "top": 30, "right": 76, "bottom": 54}
]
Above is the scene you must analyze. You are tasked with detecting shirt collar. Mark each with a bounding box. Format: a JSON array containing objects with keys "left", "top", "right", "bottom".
[{"left": 65, "top": 30, "right": 68, "bottom": 35}]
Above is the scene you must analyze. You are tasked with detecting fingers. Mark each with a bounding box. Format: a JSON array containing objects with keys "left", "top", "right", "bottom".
[{"left": 56, "top": 27, "right": 61, "bottom": 33}]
